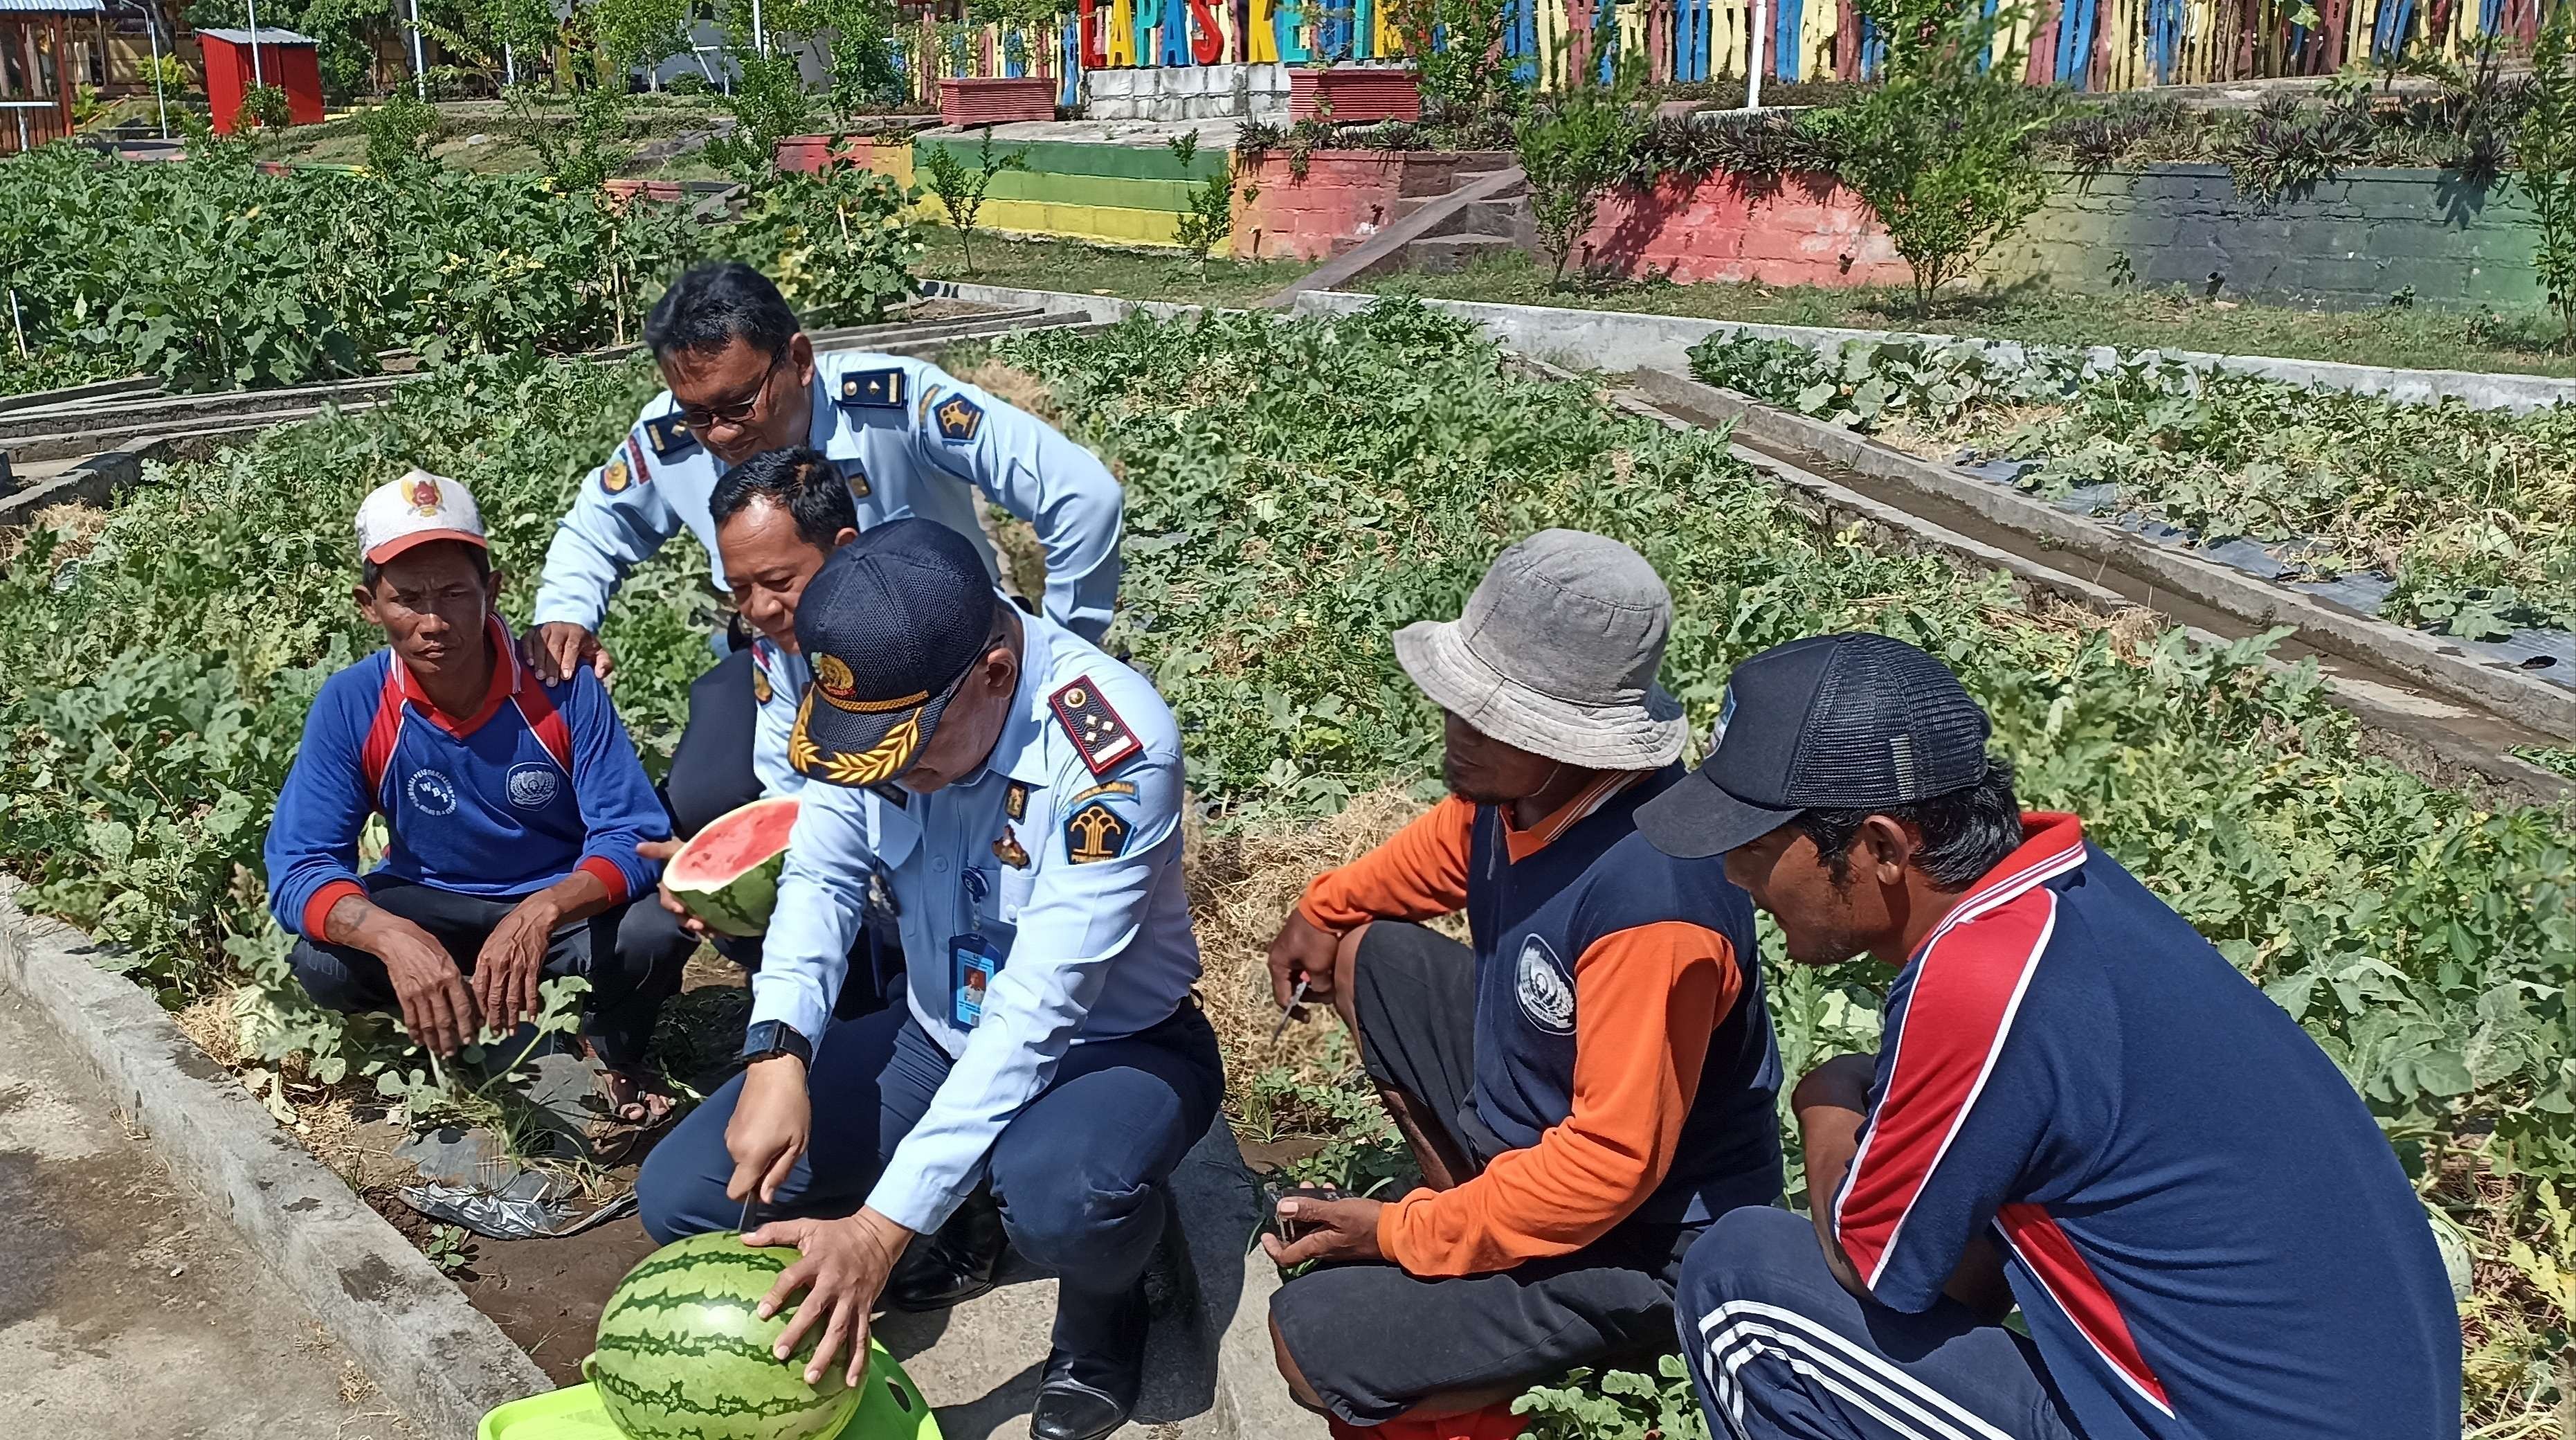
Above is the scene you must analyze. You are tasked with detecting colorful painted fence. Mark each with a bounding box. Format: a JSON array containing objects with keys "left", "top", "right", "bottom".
[{"left": 901, "top": 0, "right": 2536, "bottom": 102}]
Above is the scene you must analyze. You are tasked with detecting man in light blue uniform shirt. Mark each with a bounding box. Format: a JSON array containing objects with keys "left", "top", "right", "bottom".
[
  {"left": 522, "top": 261, "right": 1125, "bottom": 841},
  {"left": 635, "top": 519, "right": 1222, "bottom": 1440}
]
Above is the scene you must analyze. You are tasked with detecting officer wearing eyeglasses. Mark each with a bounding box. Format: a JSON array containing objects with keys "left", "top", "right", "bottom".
[{"left": 522, "top": 261, "right": 1125, "bottom": 852}]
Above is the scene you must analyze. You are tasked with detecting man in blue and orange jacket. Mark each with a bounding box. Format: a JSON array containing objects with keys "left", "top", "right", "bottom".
[{"left": 264, "top": 470, "right": 690, "bottom": 1123}]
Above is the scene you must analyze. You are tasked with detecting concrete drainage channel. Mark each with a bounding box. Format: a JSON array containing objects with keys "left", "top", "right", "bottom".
[{"left": 0, "top": 300, "right": 1323, "bottom": 1440}]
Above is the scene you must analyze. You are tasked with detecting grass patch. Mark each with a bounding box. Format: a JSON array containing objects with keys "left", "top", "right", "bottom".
[
  {"left": 1367, "top": 250, "right": 2576, "bottom": 377},
  {"left": 920, "top": 230, "right": 1312, "bottom": 308}
]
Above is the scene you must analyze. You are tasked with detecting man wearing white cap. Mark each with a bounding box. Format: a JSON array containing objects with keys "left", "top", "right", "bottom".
[
  {"left": 263, "top": 471, "right": 691, "bottom": 1131},
  {"left": 1258, "top": 530, "right": 1785, "bottom": 1438}
]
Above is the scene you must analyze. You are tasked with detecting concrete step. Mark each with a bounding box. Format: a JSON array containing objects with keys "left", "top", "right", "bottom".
[
  {"left": 1397, "top": 233, "right": 1525, "bottom": 274},
  {"left": 1452, "top": 197, "right": 1528, "bottom": 240},
  {"left": 1453, "top": 168, "right": 1527, "bottom": 199}
]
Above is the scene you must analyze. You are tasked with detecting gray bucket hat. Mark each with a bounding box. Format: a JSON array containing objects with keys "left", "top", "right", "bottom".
[{"left": 1393, "top": 529, "right": 1688, "bottom": 770}]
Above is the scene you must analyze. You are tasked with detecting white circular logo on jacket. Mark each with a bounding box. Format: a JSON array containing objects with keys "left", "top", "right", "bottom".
[
  {"left": 506, "top": 762, "right": 561, "bottom": 810},
  {"left": 407, "top": 768, "right": 458, "bottom": 816},
  {"left": 1515, "top": 935, "right": 1577, "bottom": 1035}
]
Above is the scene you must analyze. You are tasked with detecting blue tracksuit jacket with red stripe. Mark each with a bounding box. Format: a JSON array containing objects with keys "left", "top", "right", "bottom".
[
  {"left": 264, "top": 621, "right": 669, "bottom": 940},
  {"left": 1830, "top": 811, "right": 2458, "bottom": 1439}
]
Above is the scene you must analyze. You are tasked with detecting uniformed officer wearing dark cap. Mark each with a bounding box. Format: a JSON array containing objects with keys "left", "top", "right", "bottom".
[{"left": 635, "top": 519, "right": 1222, "bottom": 1440}]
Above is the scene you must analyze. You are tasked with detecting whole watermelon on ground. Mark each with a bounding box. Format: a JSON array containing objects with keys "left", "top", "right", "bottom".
[
  {"left": 588, "top": 1230, "right": 860, "bottom": 1440},
  {"left": 666, "top": 797, "right": 801, "bottom": 937}
]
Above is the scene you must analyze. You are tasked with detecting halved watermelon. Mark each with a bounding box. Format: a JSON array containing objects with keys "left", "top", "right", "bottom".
[{"left": 666, "top": 797, "right": 801, "bottom": 937}]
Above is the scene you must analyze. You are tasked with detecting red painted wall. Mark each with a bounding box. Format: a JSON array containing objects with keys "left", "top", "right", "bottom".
[
  {"left": 1233, "top": 151, "right": 1411, "bottom": 260},
  {"left": 1575, "top": 173, "right": 1907, "bottom": 286}
]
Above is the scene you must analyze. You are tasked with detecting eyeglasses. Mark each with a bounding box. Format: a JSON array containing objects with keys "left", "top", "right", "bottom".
[{"left": 675, "top": 351, "right": 788, "bottom": 432}]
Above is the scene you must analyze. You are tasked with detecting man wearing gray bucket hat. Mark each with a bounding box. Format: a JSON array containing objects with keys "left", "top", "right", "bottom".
[{"left": 1257, "top": 530, "right": 1786, "bottom": 1432}]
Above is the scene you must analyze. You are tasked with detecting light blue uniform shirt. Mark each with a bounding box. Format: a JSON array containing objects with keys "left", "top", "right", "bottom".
[
  {"left": 530, "top": 350, "right": 1124, "bottom": 644},
  {"left": 752, "top": 611, "right": 1203, "bottom": 1235}
]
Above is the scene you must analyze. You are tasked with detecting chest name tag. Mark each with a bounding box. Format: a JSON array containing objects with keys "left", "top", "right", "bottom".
[{"left": 950, "top": 932, "right": 1005, "bottom": 1029}]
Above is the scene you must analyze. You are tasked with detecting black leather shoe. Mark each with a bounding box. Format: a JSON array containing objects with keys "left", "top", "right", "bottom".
[
  {"left": 1029, "top": 1281, "right": 1149, "bottom": 1440},
  {"left": 886, "top": 1191, "right": 1008, "bottom": 1313}
]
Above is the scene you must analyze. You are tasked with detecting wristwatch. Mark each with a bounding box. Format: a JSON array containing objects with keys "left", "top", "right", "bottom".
[{"left": 739, "top": 1020, "right": 813, "bottom": 1068}]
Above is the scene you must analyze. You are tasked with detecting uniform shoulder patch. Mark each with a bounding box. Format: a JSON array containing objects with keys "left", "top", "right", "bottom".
[
  {"left": 837, "top": 367, "right": 907, "bottom": 410},
  {"left": 642, "top": 413, "right": 698, "bottom": 461},
  {"left": 1049, "top": 678, "right": 1145, "bottom": 777},
  {"left": 932, "top": 390, "right": 986, "bottom": 444},
  {"left": 1062, "top": 798, "right": 1135, "bottom": 865}
]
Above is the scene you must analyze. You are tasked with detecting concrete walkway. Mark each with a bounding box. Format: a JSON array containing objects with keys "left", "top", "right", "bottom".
[{"left": 0, "top": 992, "right": 412, "bottom": 1439}]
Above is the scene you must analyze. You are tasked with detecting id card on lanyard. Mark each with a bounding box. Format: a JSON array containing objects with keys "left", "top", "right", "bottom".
[{"left": 951, "top": 863, "right": 1006, "bottom": 1029}]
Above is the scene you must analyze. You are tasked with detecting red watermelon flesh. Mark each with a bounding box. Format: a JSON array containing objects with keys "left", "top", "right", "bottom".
[{"left": 666, "top": 798, "right": 801, "bottom": 937}]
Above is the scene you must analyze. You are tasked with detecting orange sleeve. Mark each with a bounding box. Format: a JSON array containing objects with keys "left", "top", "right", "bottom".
[
  {"left": 1297, "top": 796, "right": 1475, "bottom": 933},
  {"left": 1376, "top": 920, "right": 1743, "bottom": 1277}
]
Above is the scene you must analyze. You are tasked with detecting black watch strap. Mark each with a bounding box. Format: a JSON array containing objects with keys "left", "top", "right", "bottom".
[{"left": 739, "top": 1020, "right": 813, "bottom": 1067}]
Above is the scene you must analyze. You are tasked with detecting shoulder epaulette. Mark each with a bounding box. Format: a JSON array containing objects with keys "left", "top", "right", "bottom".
[
  {"left": 1049, "top": 677, "right": 1144, "bottom": 777},
  {"left": 642, "top": 413, "right": 700, "bottom": 461},
  {"left": 836, "top": 366, "right": 907, "bottom": 410}
]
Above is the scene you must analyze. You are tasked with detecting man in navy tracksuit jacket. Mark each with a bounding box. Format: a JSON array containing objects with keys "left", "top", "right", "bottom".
[{"left": 264, "top": 471, "right": 690, "bottom": 1119}]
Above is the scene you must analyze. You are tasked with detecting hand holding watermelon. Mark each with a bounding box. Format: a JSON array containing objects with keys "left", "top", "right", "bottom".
[
  {"left": 747, "top": 1208, "right": 918, "bottom": 1387},
  {"left": 639, "top": 838, "right": 714, "bottom": 939}
]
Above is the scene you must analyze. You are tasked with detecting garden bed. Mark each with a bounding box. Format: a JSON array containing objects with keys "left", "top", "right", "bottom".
[
  {"left": 1689, "top": 330, "right": 2576, "bottom": 685},
  {"left": 5, "top": 297, "right": 2575, "bottom": 1434}
]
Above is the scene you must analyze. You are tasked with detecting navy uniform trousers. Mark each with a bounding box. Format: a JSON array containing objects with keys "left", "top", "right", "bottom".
[
  {"left": 637, "top": 1000, "right": 1224, "bottom": 1305},
  {"left": 1677, "top": 1207, "right": 2083, "bottom": 1440},
  {"left": 287, "top": 873, "right": 691, "bottom": 1069}
]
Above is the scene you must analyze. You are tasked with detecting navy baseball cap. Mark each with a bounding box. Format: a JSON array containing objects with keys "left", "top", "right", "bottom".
[
  {"left": 1635, "top": 633, "right": 1993, "bottom": 859},
  {"left": 790, "top": 519, "right": 998, "bottom": 788}
]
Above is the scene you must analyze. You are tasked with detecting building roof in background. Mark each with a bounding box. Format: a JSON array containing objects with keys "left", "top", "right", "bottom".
[
  {"left": 195, "top": 24, "right": 319, "bottom": 43},
  {"left": 0, "top": 0, "right": 109, "bottom": 12}
]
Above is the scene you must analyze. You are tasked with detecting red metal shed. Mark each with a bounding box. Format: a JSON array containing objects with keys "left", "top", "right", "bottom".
[{"left": 198, "top": 25, "right": 321, "bottom": 132}]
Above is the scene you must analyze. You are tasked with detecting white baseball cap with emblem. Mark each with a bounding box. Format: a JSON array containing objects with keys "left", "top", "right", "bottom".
[{"left": 356, "top": 469, "right": 488, "bottom": 566}]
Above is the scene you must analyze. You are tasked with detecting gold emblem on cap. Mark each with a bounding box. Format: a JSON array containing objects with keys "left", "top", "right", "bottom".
[
  {"left": 810, "top": 652, "right": 931, "bottom": 717},
  {"left": 790, "top": 690, "right": 925, "bottom": 786},
  {"left": 408, "top": 476, "right": 442, "bottom": 516}
]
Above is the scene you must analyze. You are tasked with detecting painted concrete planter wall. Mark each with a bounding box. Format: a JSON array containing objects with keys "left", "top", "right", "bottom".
[
  {"left": 1561, "top": 164, "right": 2538, "bottom": 309},
  {"left": 1990, "top": 165, "right": 2539, "bottom": 309},
  {"left": 1577, "top": 173, "right": 1906, "bottom": 287},
  {"left": 1233, "top": 149, "right": 1512, "bottom": 260},
  {"left": 914, "top": 131, "right": 1231, "bottom": 246}
]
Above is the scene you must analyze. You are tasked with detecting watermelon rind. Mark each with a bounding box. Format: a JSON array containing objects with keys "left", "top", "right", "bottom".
[
  {"left": 667, "top": 798, "right": 800, "bottom": 937},
  {"left": 591, "top": 1231, "right": 863, "bottom": 1440}
]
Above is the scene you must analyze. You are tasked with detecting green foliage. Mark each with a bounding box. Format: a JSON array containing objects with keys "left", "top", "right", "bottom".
[
  {"left": 235, "top": 82, "right": 291, "bottom": 132},
  {"left": 718, "top": 163, "right": 925, "bottom": 325},
  {"left": 704, "top": 44, "right": 817, "bottom": 183},
  {"left": 1687, "top": 330, "right": 2576, "bottom": 636},
  {"left": 2523, "top": 4, "right": 2576, "bottom": 344},
  {"left": 0, "top": 143, "right": 704, "bottom": 389},
  {"left": 918, "top": 128, "right": 1031, "bottom": 274},
  {"left": 1168, "top": 130, "right": 1249, "bottom": 269},
  {"left": 1514, "top": 48, "right": 1650, "bottom": 285},
  {"left": 505, "top": 82, "right": 635, "bottom": 194},
  {"left": 589, "top": 0, "right": 697, "bottom": 75},
  {"left": 1516, "top": 1355, "right": 1708, "bottom": 1440},
  {"left": 1814, "top": 0, "right": 2064, "bottom": 307},
  {"left": 795, "top": 0, "right": 907, "bottom": 121},
  {"left": 1381, "top": 0, "right": 1516, "bottom": 120},
  {"left": 358, "top": 91, "right": 444, "bottom": 180}
]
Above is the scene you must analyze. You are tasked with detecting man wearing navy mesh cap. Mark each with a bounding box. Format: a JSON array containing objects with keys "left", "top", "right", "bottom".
[
  {"left": 1635, "top": 633, "right": 2460, "bottom": 1440},
  {"left": 635, "top": 519, "right": 1220, "bottom": 1440}
]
